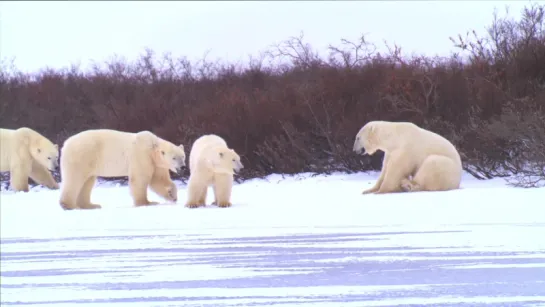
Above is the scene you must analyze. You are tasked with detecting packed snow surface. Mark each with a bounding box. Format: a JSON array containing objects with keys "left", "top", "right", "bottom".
[{"left": 1, "top": 171, "right": 545, "bottom": 306}]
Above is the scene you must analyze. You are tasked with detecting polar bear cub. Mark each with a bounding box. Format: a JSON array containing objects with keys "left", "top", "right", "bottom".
[
  {"left": 353, "top": 121, "right": 462, "bottom": 194},
  {"left": 59, "top": 129, "right": 185, "bottom": 210},
  {"left": 185, "top": 134, "right": 243, "bottom": 208},
  {"left": 0, "top": 127, "right": 60, "bottom": 192}
]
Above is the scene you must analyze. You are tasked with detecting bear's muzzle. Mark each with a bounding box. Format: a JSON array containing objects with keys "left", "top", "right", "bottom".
[
  {"left": 234, "top": 161, "right": 244, "bottom": 173},
  {"left": 50, "top": 159, "right": 60, "bottom": 171}
]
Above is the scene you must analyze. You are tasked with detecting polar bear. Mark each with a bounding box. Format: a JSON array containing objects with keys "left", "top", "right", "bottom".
[
  {"left": 0, "top": 127, "right": 60, "bottom": 192},
  {"left": 185, "top": 134, "right": 243, "bottom": 208},
  {"left": 59, "top": 129, "right": 185, "bottom": 210},
  {"left": 353, "top": 121, "right": 462, "bottom": 194}
]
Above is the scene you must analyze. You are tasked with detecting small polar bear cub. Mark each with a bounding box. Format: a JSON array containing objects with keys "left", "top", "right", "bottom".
[
  {"left": 186, "top": 134, "right": 243, "bottom": 208},
  {"left": 353, "top": 120, "right": 462, "bottom": 194}
]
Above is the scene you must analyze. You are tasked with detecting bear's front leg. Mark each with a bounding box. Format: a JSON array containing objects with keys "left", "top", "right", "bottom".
[
  {"left": 149, "top": 168, "right": 178, "bottom": 203},
  {"left": 10, "top": 176, "right": 29, "bottom": 192},
  {"left": 129, "top": 175, "right": 157, "bottom": 206},
  {"left": 136, "top": 201, "right": 160, "bottom": 206},
  {"left": 9, "top": 162, "right": 31, "bottom": 192},
  {"left": 185, "top": 176, "right": 207, "bottom": 208},
  {"left": 29, "top": 160, "right": 59, "bottom": 190},
  {"left": 212, "top": 173, "right": 233, "bottom": 208},
  {"left": 374, "top": 152, "right": 411, "bottom": 194},
  {"left": 362, "top": 153, "right": 390, "bottom": 194}
]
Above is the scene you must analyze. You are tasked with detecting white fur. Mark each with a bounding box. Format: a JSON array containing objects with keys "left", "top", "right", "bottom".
[
  {"left": 353, "top": 121, "right": 462, "bottom": 194},
  {"left": 186, "top": 134, "right": 243, "bottom": 208},
  {"left": 0, "top": 127, "right": 59, "bottom": 192},
  {"left": 59, "top": 129, "right": 185, "bottom": 209}
]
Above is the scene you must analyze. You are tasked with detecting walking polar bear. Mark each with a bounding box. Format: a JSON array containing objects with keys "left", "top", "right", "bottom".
[
  {"left": 59, "top": 129, "right": 185, "bottom": 210},
  {"left": 185, "top": 134, "right": 243, "bottom": 208},
  {"left": 0, "top": 127, "right": 60, "bottom": 192},
  {"left": 353, "top": 121, "right": 462, "bottom": 194}
]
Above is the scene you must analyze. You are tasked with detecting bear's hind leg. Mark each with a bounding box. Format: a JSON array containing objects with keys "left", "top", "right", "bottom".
[
  {"left": 59, "top": 175, "right": 87, "bottom": 210},
  {"left": 76, "top": 176, "right": 101, "bottom": 209},
  {"left": 400, "top": 177, "right": 421, "bottom": 192},
  {"left": 212, "top": 173, "right": 233, "bottom": 208},
  {"left": 410, "top": 155, "right": 461, "bottom": 192},
  {"left": 129, "top": 174, "right": 159, "bottom": 207},
  {"left": 29, "top": 160, "right": 59, "bottom": 190}
]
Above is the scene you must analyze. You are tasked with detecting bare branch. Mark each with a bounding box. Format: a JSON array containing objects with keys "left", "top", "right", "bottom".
[{"left": 327, "top": 34, "right": 377, "bottom": 69}]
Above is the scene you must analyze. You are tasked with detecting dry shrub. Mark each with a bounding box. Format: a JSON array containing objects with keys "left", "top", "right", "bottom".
[{"left": 1, "top": 3, "right": 543, "bottom": 189}]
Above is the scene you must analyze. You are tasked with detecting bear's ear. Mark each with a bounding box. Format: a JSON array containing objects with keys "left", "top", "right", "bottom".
[{"left": 178, "top": 144, "right": 184, "bottom": 150}]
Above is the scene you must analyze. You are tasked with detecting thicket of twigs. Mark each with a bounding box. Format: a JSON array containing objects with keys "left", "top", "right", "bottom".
[{"left": 1, "top": 3, "right": 544, "bottom": 188}]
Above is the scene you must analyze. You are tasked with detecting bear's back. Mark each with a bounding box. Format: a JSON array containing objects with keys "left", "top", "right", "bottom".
[
  {"left": 416, "top": 127, "right": 461, "bottom": 165},
  {"left": 62, "top": 129, "right": 136, "bottom": 177}
]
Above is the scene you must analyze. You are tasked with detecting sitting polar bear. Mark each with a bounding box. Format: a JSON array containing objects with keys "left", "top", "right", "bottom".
[
  {"left": 59, "top": 129, "right": 185, "bottom": 210},
  {"left": 353, "top": 121, "right": 462, "bottom": 194},
  {"left": 0, "top": 127, "right": 60, "bottom": 192},
  {"left": 185, "top": 134, "right": 243, "bottom": 208}
]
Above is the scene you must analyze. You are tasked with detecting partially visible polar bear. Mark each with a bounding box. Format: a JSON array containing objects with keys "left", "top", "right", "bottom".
[
  {"left": 0, "top": 127, "right": 60, "bottom": 192},
  {"left": 186, "top": 134, "right": 243, "bottom": 208},
  {"left": 59, "top": 129, "right": 185, "bottom": 210},
  {"left": 353, "top": 121, "right": 462, "bottom": 194}
]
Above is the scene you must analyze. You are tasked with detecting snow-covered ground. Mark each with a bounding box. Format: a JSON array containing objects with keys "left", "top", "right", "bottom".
[{"left": 1, "top": 171, "right": 545, "bottom": 307}]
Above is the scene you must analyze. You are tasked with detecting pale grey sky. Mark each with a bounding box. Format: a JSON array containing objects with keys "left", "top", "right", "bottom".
[{"left": 0, "top": 1, "right": 535, "bottom": 73}]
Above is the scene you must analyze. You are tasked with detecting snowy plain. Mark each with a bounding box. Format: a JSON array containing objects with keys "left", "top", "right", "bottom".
[{"left": 1, "top": 171, "right": 545, "bottom": 307}]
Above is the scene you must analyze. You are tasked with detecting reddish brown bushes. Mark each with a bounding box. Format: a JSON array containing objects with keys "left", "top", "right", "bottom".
[{"left": 1, "top": 3, "right": 544, "bottom": 188}]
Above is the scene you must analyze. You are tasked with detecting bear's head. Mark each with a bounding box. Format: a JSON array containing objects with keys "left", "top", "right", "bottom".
[
  {"left": 354, "top": 121, "right": 402, "bottom": 155},
  {"left": 353, "top": 121, "right": 382, "bottom": 155},
  {"left": 31, "top": 138, "right": 59, "bottom": 171},
  {"left": 157, "top": 141, "right": 186, "bottom": 174},
  {"left": 208, "top": 146, "right": 244, "bottom": 175}
]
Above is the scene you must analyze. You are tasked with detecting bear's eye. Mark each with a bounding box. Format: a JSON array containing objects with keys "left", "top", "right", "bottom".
[
  {"left": 219, "top": 152, "right": 224, "bottom": 158},
  {"left": 356, "top": 137, "right": 360, "bottom": 140},
  {"left": 161, "top": 151, "right": 165, "bottom": 155},
  {"left": 37, "top": 148, "right": 42, "bottom": 153},
  {"left": 232, "top": 158, "right": 235, "bottom": 162},
  {"left": 172, "top": 157, "right": 176, "bottom": 160},
  {"left": 47, "top": 157, "right": 51, "bottom": 160}
]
